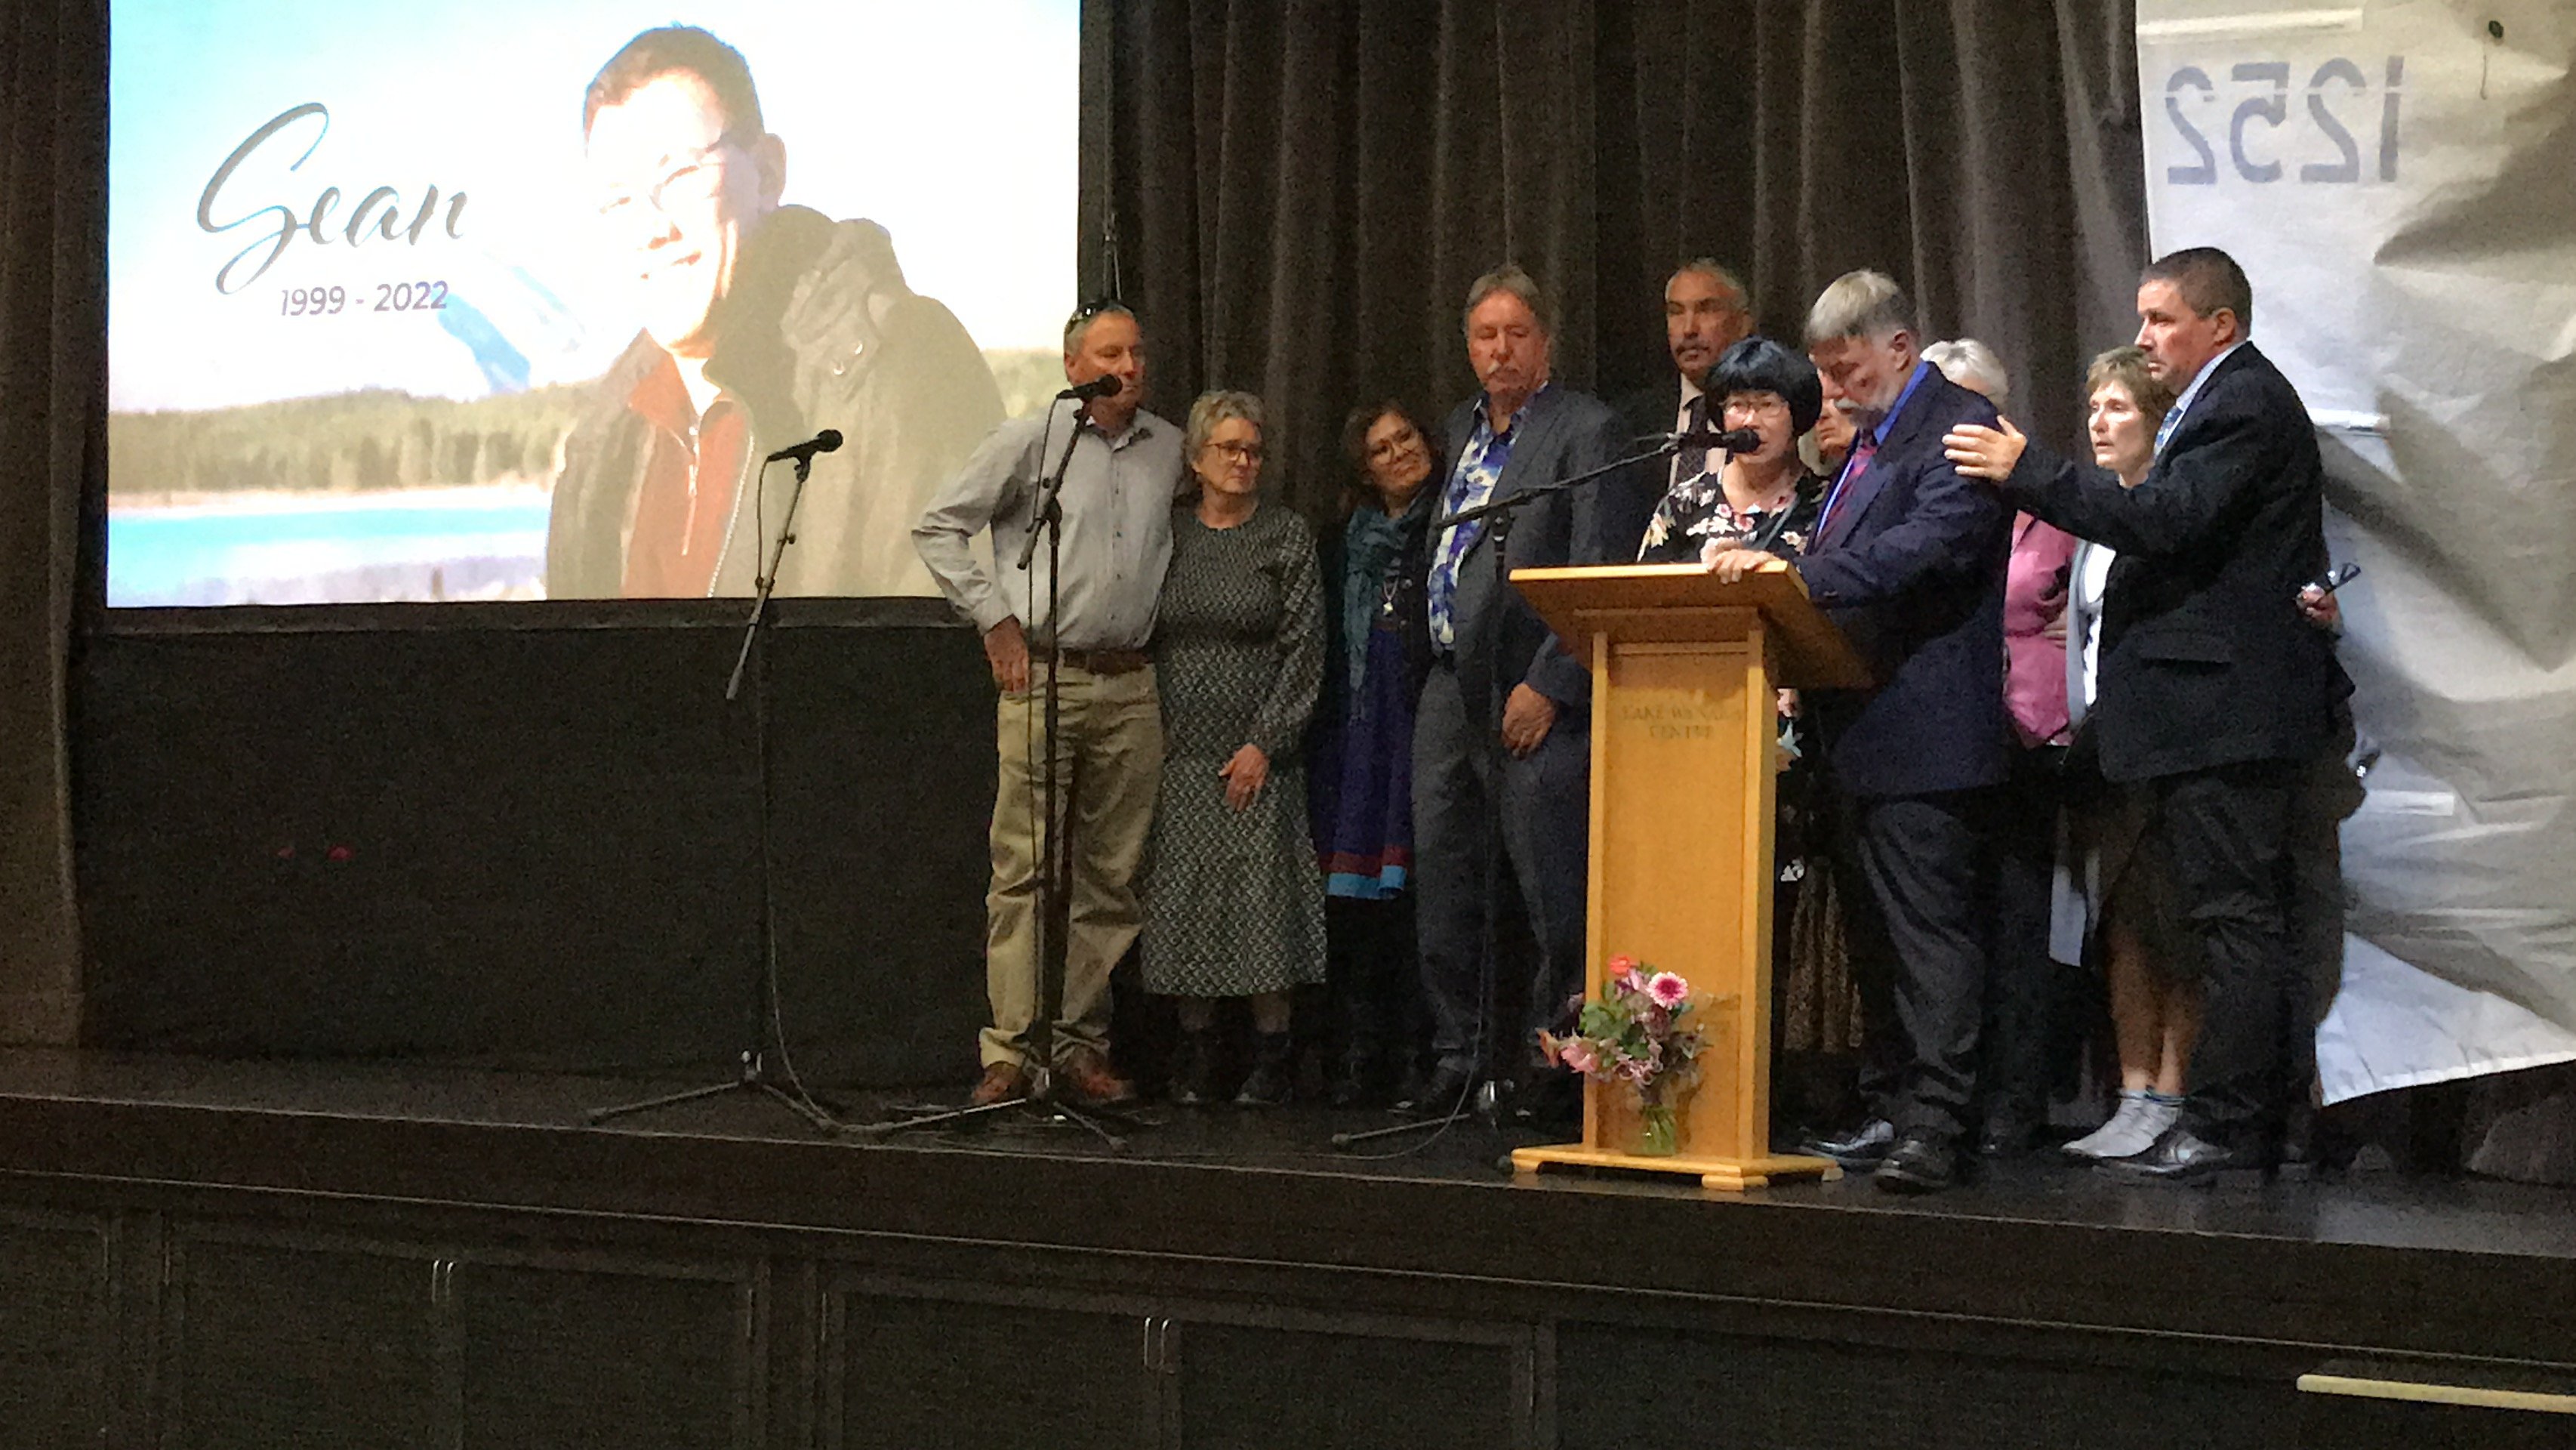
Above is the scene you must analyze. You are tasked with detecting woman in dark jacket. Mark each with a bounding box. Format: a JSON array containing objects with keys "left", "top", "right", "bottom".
[{"left": 1307, "top": 400, "right": 1439, "bottom": 1106}]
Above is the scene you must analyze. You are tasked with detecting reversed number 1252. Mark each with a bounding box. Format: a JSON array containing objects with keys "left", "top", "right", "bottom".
[{"left": 2164, "top": 57, "right": 2402, "bottom": 186}]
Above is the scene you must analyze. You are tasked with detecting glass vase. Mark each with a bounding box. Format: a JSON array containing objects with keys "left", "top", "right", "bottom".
[{"left": 1635, "top": 1101, "right": 1680, "bottom": 1156}]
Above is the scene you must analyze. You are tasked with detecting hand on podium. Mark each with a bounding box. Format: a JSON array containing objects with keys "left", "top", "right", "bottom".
[{"left": 1704, "top": 548, "right": 1789, "bottom": 585}]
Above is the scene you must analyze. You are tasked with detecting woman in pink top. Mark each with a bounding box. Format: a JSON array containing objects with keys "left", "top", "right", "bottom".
[
  {"left": 1983, "top": 507, "right": 2080, "bottom": 1152},
  {"left": 2003, "top": 514, "right": 2079, "bottom": 750}
]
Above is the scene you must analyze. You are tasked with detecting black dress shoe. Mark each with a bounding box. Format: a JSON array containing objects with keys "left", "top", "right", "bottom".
[
  {"left": 1977, "top": 1106, "right": 2044, "bottom": 1158},
  {"left": 1508, "top": 1071, "right": 1582, "bottom": 1131},
  {"left": 1873, "top": 1131, "right": 1960, "bottom": 1194},
  {"left": 1166, "top": 1029, "right": 1222, "bottom": 1107},
  {"left": 1388, "top": 1057, "right": 1431, "bottom": 1112},
  {"left": 1234, "top": 1032, "right": 1295, "bottom": 1109},
  {"left": 2102, "top": 1125, "right": 2267, "bottom": 1185},
  {"left": 1324, "top": 1047, "right": 1376, "bottom": 1109},
  {"left": 1797, "top": 1116, "right": 1897, "bottom": 1168},
  {"left": 1392, "top": 1060, "right": 1478, "bottom": 1118}
]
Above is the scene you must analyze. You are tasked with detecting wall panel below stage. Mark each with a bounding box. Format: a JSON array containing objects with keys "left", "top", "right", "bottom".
[
  {"left": 9, "top": 1081, "right": 2576, "bottom": 1449},
  {"left": 0, "top": 1208, "right": 113, "bottom": 1449},
  {"left": 72, "top": 603, "right": 998, "bottom": 1086},
  {"left": 9, "top": 1151, "right": 2576, "bottom": 1449}
]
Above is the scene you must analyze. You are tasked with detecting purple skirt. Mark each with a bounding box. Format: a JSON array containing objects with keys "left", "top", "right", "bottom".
[{"left": 1311, "top": 623, "right": 1415, "bottom": 899}]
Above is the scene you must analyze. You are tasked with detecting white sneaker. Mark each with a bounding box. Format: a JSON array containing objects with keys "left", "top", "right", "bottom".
[{"left": 2062, "top": 1091, "right": 2179, "bottom": 1160}]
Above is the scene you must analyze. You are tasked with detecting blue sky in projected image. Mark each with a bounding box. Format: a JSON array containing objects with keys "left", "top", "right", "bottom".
[{"left": 109, "top": 0, "right": 1077, "bottom": 412}]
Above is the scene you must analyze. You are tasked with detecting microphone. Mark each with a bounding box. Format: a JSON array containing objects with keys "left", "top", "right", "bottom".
[
  {"left": 1056, "top": 375, "right": 1124, "bottom": 402},
  {"left": 1670, "top": 426, "right": 1763, "bottom": 454},
  {"left": 764, "top": 429, "right": 843, "bottom": 464}
]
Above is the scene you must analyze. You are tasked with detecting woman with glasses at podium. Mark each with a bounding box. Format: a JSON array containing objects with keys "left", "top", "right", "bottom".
[
  {"left": 1631, "top": 338, "right": 1848, "bottom": 1125},
  {"left": 1634, "top": 338, "right": 1826, "bottom": 566}
]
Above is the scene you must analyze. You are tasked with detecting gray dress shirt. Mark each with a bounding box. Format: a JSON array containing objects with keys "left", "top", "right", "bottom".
[{"left": 913, "top": 399, "right": 1183, "bottom": 649}]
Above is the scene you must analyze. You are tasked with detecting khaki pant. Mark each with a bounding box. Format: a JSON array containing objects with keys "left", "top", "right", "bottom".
[{"left": 981, "top": 663, "right": 1164, "bottom": 1068}]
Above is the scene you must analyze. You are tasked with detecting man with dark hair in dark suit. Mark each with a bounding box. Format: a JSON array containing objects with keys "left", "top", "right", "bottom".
[
  {"left": 1944, "top": 247, "right": 2342, "bottom": 1181},
  {"left": 1709, "top": 269, "right": 2011, "bottom": 1192},
  {"left": 1397, "top": 264, "right": 1639, "bottom": 1118},
  {"left": 1613, "top": 260, "right": 1757, "bottom": 541}
]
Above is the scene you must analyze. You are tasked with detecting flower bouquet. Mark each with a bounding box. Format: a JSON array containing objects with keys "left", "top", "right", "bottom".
[{"left": 1539, "top": 957, "right": 1706, "bottom": 1155}]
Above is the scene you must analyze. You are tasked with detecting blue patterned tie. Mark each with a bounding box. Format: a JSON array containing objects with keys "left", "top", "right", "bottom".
[{"left": 2153, "top": 403, "right": 2185, "bottom": 458}]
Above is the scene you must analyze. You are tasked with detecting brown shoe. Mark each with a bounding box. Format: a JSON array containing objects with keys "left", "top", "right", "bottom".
[
  {"left": 1056, "top": 1048, "right": 1137, "bottom": 1106},
  {"left": 969, "top": 1061, "right": 1030, "bottom": 1107}
]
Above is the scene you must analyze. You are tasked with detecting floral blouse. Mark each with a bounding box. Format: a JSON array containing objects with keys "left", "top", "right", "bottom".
[{"left": 1635, "top": 466, "right": 1825, "bottom": 564}]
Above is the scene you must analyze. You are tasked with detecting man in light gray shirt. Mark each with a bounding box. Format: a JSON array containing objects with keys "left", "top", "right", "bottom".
[{"left": 914, "top": 302, "right": 1181, "bottom": 1109}]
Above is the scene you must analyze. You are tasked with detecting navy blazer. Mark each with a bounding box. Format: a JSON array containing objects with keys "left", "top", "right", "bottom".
[
  {"left": 1432, "top": 385, "right": 1638, "bottom": 717},
  {"left": 2002, "top": 343, "right": 2338, "bottom": 781},
  {"left": 1792, "top": 366, "right": 2011, "bottom": 799}
]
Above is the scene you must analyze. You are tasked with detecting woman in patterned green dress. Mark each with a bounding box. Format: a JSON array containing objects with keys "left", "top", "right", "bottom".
[{"left": 1142, "top": 390, "right": 1330, "bottom": 1106}]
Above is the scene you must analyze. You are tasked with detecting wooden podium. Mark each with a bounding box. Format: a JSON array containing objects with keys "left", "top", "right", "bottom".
[{"left": 1505, "top": 562, "right": 1868, "bottom": 1192}]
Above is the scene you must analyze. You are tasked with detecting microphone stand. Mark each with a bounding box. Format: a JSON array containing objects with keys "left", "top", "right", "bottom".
[
  {"left": 589, "top": 452, "right": 846, "bottom": 1134},
  {"left": 1333, "top": 437, "right": 1678, "bottom": 1153},
  {"left": 855, "top": 396, "right": 1135, "bottom": 1147}
]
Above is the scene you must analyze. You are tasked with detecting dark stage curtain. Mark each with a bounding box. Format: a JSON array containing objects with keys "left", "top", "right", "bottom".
[
  {"left": 0, "top": 0, "right": 2146, "bottom": 1051},
  {"left": 1095, "top": 0, "right": 2147, "bottom": 516},
  {"left": 0, "top": 0, "right": 100, "bottom": 1044}
]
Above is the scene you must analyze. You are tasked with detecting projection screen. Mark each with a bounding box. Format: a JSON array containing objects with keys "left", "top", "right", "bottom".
[{"left": 107, "top": 0, "right": 1077, "bottom": 606}]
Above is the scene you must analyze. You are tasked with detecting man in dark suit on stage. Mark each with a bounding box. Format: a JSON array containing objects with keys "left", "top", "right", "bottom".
[
  {"left": 1613, "top": 260, "right": 1756, "bottom": 547},
  {"left": 1944, "top": 248, "right": 2340, "bottom": 1182},
  {"left": 1710, "top": 270, "right": 2010, "bottom": 1192},
  {"left": 1400, "top": 265, "right": 1637, "bottom": 1118}
]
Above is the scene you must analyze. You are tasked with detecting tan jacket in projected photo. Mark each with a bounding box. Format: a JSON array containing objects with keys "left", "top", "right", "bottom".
[{"left": 545, "top": 205, "right": 1003, "bottom": 599}]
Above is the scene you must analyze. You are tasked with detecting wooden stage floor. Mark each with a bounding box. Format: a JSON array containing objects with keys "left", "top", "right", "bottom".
[{"left": 5, "top": 1046, "right": 2574, "bottom": 1260}]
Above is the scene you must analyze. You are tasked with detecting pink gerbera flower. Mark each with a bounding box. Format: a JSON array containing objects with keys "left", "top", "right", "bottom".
[{"left": 1647, "top": 971, "right": 1689, "bottom": 1009}]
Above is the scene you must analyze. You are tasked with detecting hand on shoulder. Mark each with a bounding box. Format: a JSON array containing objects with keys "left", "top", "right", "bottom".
[{"left": 1943, "top": 416, "right": 2026, "bottom": 483}]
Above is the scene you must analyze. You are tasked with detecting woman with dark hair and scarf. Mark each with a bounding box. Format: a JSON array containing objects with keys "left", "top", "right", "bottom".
[{"left": 1306, "top": 400, "right": 1441, "bottom": 1106}]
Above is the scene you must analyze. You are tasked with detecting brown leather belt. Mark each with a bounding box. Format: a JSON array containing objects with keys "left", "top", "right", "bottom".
[{"left": 1055, "top": 647, "right": 1151, "bottom": 675}]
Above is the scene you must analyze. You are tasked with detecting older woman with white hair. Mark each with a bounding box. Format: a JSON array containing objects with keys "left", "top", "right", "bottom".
[
  {"left": 1927, "top": 337, "right": 2080, "bottom": 1156},
  {"left": 1143, "top": 390, "right": 1330, "bottom": 1108},
  {"left": 1922, "top": 338, "right": 2011, "bottom": 410}
]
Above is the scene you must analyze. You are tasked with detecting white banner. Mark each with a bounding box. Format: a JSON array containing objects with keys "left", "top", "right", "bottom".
[{"left": 2135, "top": 1, "right": 2576, "bottom": 1102}]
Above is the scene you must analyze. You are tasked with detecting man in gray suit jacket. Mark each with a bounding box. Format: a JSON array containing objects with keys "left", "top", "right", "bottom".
[{"left": 1400, "top": 265, "right": 1643, "bottom": 1115}]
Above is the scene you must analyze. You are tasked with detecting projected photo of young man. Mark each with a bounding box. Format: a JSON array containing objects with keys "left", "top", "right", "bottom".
[{"left": 547, "top": 24, "right": 1003, "bottom": 600}]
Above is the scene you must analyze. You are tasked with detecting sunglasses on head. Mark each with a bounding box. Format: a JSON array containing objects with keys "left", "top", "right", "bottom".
[{"left": 1066, "top": 298, "right": 1126, "bottom": 330}]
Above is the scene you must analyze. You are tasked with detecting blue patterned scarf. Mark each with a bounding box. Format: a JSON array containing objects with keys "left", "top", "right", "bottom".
[{"left": 1340, "top": 486, "right": 1431, "bottom": 689}]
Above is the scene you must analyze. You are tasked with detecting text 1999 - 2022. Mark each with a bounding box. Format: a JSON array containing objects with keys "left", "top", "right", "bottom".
[{"left": 279, "top": 280, "right": 449, "bottom": 316}]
